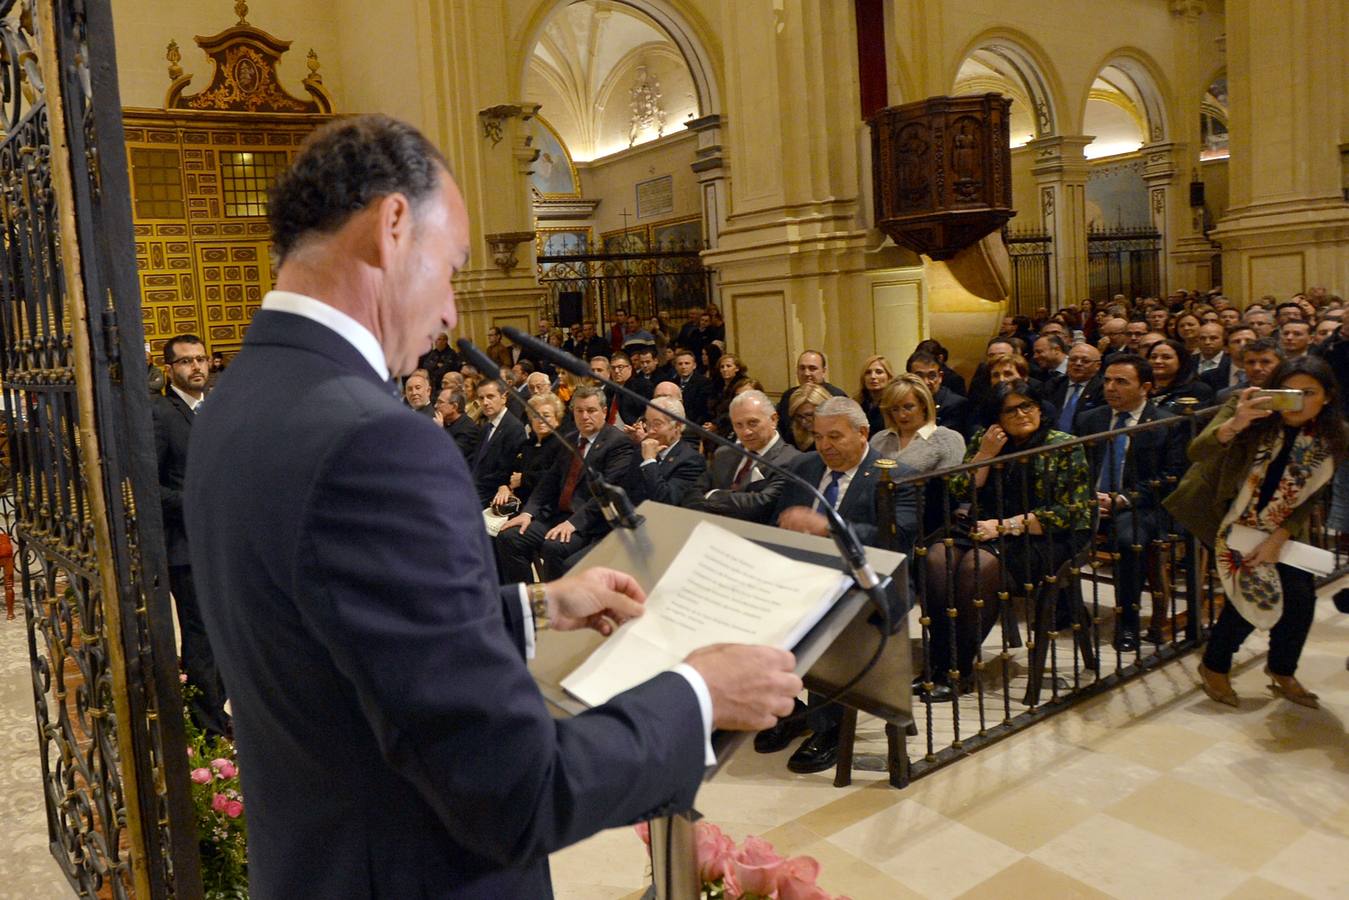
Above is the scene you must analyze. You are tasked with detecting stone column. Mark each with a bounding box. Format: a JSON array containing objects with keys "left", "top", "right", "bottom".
[
  {"left": 685, "top": 114, "right": 728, "bottom": 250},
  {"left": 1166, "top": 0, "right": 1222, "bottom": 291},
  {"left": 1209, "top": 0, "right": 1349, "bottom": 302},
  {"left": 1141, "top": 141, "right": 1189, "bottom": 296},
  {"left": 1029, "top": 135, "right": 1093, "bottom": 306}
]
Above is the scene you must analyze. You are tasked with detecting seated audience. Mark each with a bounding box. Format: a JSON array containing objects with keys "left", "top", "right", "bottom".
[
  {"left": 493, "top": 386, "right": 643, "bottom": 581},
  {"left": 857, "top": 355, "right": 895, "bottom": 433},
  {"left": 913, "top": 339, "right": 966, "bottom": 396},
  {"left": 1193, "top": 321, "right": 1227, "bottom": 376},
  {"left": 1147, "top": 338, "right": 1215, "bottom": 411},
  {"left": 490, "top": 392, "right": 568, "bottom": 513},
  {"left": 403, "top": 371, "right": 435, "bottom": 417},
  {"left": 1199, "top": 324, "right": 1255, "bottom": 394},
  {"left": 434, "top": 388, "right": 480, "bottom": 459},
  {"left": 869, "top": 375, "right": 966, "bottom": 473},
  {"left": 785, "top": 382, "right": 833, "bottom": 451},
  {"left": 760, "top": 397, "right": 919, "bottom": 773},
  {"left": 1218, "top": 336, "right": 1284, "bottom": 402},
  {"left": 706, "top": 352, "right": 751, "bottom": 436},
  {"left": 907, "top": 350, "right": 971, "bottom": 437},
  {"left": 1076, "top": 355, "right": 1188, "bottom": 651},
  {"left": 637, "top": 396, "right": 707, "bottom": 505},
  {"left": 470, "top": 379, "right": 528, "bottom": 506},
  {"left": 669, "top": 349, "right": 712, "bottom": 424},
  {"left": 1046, "top": 342, "right": 1105, "bottom": 434},
  {"left": 684, "top": 389, "right": 802, "bottom": 523},
  {"left": 1281, "top": 320, "right": 1311, "bottom": 359},
  {"left": 923, "top": 380, "right": 1092, "bottom": 698}
]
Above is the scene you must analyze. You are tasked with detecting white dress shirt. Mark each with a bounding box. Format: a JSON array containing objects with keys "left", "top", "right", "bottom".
[
  {"left": 170, "top": 383, "right": 205, "bottom": 412},
  {"left": 813, "top": 459, "right": 862, "bottom": 511}
]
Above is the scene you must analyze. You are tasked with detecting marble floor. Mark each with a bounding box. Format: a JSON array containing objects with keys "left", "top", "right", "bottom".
[{"left": 3, "top": 583, "right": 1347, "bottom": 899}]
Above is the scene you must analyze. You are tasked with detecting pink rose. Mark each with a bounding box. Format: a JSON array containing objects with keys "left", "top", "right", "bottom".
[
  {"left": 777, "top": 855, "right": 827, "bottom": 900},
  {"left": 634, "top": 822, "right": 651, "bottom": 848},
  {"left": 211, "top": 793, "right": 229, "bottom": 813},
  {"left": 216, "top": 761, "right": 238, "bottom": 779},
  {"left": 190, "top": 768, "right": 212, "bottom": 784},
  {"left": 695, "top": 822, "right": 736, "bottom": 883},
  {"left": 730, "top": 835, "right": 785, "bottom": 897},
  {"left": 185, "top": 746, "right": 194, "bottom": 758},
  {"left": 179, "top": 672, "right": 188, "bottom": 683},
  {"left": 224, "top": 800, "right": 244, "bottom": 818},
  {"left": 210, "top": 757, "right": 230, "bottom": 769}
]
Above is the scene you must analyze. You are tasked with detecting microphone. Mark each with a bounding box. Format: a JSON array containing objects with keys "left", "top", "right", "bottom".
[
  {"left": 502, "top": 327, "right": 892, "bottom": 627},
  {"left": 456, "top": 338, "right": 643, "bottom": 530}
]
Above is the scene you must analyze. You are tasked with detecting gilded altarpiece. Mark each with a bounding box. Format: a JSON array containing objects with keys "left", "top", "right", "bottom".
[{"left": 124, "top": 2, "right": 332, "bottom": 355}]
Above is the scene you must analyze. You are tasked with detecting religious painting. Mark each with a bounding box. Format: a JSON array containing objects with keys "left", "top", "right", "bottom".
[
  {"left": 530, "top": 117, "right": 581, "bottom": 198},
  {"left": 602, "top": 227, "right": 649, "bottom": 254},
  {"left": 650, "top": 216, "right": 702, "bottom": 251}
]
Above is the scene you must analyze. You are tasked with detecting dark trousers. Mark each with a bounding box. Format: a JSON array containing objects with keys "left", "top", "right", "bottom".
[
  {"left": 1202, "top": 564, "right": 1317, "bottom": 677},
  {"left": 494, "top": 518, "right": 597, "bottom": 583},
  {"left": 169, "top": 565, "right": 230, "bottom": 737},
  {"left": 805, "top": 692, "right": 843, "bottom": 738},
  {"left": 1105, "top": 508, "right": 1162, "bottom": 630}
]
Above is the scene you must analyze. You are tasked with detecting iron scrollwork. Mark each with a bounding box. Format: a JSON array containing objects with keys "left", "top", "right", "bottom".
[{"left": 4, "top": 1, "right": 202, "bottom": 897}]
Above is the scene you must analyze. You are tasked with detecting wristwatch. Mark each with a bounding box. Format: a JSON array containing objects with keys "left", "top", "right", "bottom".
[{"left": 527, "top": 582, "right": 550, "bottom": 631}]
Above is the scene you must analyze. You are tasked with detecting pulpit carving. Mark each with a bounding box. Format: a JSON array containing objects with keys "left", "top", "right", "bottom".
[{"left": 870, "top": 94, "right": 1013, "bottom": 260}]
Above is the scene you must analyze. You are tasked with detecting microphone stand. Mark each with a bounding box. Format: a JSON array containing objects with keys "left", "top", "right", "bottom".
[
  {"left": 456, "top": 339, "right": 643, "bottom": 531},
  {"left": 502, "top": 327, "right": 892, "bottom": 632}
]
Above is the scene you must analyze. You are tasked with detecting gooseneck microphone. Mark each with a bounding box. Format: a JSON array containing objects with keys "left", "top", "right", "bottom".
[
  {"left": 456, "top": 338, "right": 643, "bottom": 531},
  {"left": 501, "top": 327, "right": 892, "bottom": 630}
]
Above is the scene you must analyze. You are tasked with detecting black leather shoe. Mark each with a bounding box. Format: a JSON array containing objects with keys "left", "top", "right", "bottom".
[
  {"left": 753, "top": 700, "right": 810, "bottom": 753},
  {"left": 1114, "top": 626, "right": 1139, "bottom": 653},
  {"left": 786, "top": 728, "right": 840, "bottom": 774}
]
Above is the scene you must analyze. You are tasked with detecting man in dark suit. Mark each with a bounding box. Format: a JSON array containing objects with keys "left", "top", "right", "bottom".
[
  {"left": 417, "top": 332, "right": 459, "bottom": 390},
  {"left": 670, "top": 349, "right": 712, "bottom": 424},
  {"left": 1200, "top": 324, "right": 1254, "bottom": 395},
  {"left": 1077, "top": 354, "right": 1188, "bottom": 651},
  {"left": 1045, "top": 342, "right": 1105, "bottom": 434},
  {"left": 775, "top": 350, "right": 848, "bottom": 443},
  {"left": 496, "top": 385, "right": 646, "bottom": 581},
  {"left": 153, "top": 332, "right": 230, "bottom": 738},
  {"left": 183, "top": 116, "right": 800, "bottom": 899},
  {"left": 685, "top": 389, "right": 801, "bottom": 523},
  {"left": 636, "top": 396, "right": 707, "bottom": 505},
  {"left": 470, "top": 378, "right": 527, "bottom": 506},
  {"left": 434, "top": 388, "right": 480, "bottom": 459},
  {"left": 907, "top": 350, "right": 971, "bottom": 438},
  {"left": 763, "top": 397, "right": 918, "bottom": 774}
]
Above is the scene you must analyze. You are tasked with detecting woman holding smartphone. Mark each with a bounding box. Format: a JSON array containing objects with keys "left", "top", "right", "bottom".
[{"left": 1165, "top": 356, "right": 1348, "bottom": 708}]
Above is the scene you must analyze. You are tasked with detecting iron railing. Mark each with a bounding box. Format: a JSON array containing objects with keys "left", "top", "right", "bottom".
[
  {"left": 859, "top": 404, "right": 1346, "bottom": 786},
  {"left": 1088, "top": 225, "right": 1162, "bottom": 301},
  {"left": 537, "top": 234, "right": 714, "bottom": 330},
  {"left": 1004, "top": 228, "right": 1053, "bottom": 315}
]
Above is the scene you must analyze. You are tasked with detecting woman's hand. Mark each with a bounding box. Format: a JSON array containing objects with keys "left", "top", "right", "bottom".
[
  {"left": 971, "top": 518, "right": 1002, "bottom": 542},
  {"left": 509, "top": 472, "right": 523, "bottom": 489},
  {"left": 1243, "top": 528, "right": 1289, "bottom": 568},
  {"left": 492, "top": 485, "right": 513, "bottom": 508},
  {"left": 1231, "top": 387, "right": 1275, "bottom": 430},
  {"left": 976, "top": 425, "right": 1008, "bottom": 460}
]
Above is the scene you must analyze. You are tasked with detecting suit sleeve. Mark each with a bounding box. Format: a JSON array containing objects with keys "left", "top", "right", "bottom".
[
  {"left": 570, "top": 434, "right": 640, "bottom": 534},
  {"left": 152, "top": 402, "right": 184, "bottom": 520},
  {"left": 641, "top": 444, "right": 707, "bottom": 505},
  {"left": 295, "top": 412, "right": 705, "bottom": 866}
]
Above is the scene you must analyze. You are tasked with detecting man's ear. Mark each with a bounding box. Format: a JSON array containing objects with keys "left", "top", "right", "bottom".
[{"left": 372, "top": 192, "right": 414, "bottom": 270}]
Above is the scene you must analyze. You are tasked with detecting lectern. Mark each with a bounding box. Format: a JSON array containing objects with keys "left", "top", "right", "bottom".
[{"left": 529, "top": 501, "right": 911, "bottom": 899}]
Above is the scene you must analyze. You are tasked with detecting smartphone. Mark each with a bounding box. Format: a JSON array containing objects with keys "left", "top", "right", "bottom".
[{"left": 1252, "top": 388, "right": 1304, "bottom": 412}]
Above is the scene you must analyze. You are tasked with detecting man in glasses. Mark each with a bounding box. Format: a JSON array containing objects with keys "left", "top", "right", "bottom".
[{"left": 153, "top": 333, "right": 230, "bottom": 738}]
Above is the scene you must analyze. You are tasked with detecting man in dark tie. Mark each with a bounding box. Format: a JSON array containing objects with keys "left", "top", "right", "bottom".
[
  {"left": 1077, "top": 355, "right": 1187, "bottom": 651},
  {"left": 152, "top": 332, "right": 230, "bottom": 738},
  {"left": 765, "top": 397, "right": 918, "bottom": 773},
  {"left": 471, "top": 378, "right": 527, "bottom": 506},
  {"left": 1047, "top": 342, "right": 1104, "bottom": 434}
]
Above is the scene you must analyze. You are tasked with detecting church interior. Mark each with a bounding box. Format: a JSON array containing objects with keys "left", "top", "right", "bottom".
[{"left": 3, "top": 0, "right": 1349, "bottom": 897}]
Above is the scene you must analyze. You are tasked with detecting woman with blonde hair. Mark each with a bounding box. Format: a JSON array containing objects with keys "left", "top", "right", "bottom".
[
  {"left": 870, "top": 375, "right": 965, "bottom": 473},
  {"left": 786, "top": 382, "right": 833, "bottom": 451},
  {"left": 857, "top": 355, "right": 895, "bottom": 433}
]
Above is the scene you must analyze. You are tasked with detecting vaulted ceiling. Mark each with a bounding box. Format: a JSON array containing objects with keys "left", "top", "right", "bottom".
[{"left": 525, "top": 0, "right": 700, "bottom": 162}]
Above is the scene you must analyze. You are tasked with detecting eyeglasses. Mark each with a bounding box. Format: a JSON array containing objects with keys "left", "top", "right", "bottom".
[
  {"left": 171, "top": 355, "right": 209, "bottom": 366},
  {"left": 999, "top": 400, "right": 1038, "bottom": 418}
]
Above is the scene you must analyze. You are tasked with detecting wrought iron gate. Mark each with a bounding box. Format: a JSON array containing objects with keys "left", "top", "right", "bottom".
[
  {"left": 2, "top": 2, "right": 201, "bottom": 897},
  {"left": 1087, "top": 226, "right": 1162, "bottom": 301},
  {"left": 537, "top": 234, "right": 714, "bottom": 328},
  {"left": 1004, "top": 228, "right": 1053, "bottom": 315}
]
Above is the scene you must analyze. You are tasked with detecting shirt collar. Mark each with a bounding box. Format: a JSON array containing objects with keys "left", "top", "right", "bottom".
[
  {"left": 170, "top": 384, "right": 204, "bottom": 410},
  {"left": 915, "top": 421, "right": 938, "bottom": 439},
  {"left": 262, "top": 290, "right": 390, "bottom": 381}
]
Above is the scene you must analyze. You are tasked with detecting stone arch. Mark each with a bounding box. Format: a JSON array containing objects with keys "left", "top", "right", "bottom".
[
  {"left": 1080, "top": 48, "right": 1175, "bottom": 147},
  {"left": 950, "top": 29, "right": 1067, "bottom": 141}
]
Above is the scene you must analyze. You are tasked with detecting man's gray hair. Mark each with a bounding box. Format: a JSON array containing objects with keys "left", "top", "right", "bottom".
[
  {"left": 649, "top": 395, "right": 686, "bottom": 420},
  {"left": 729, "top": 389, "right": 774, "bottom": 416},
  {"left": 814, "top": 396, "right": 868, "bottom": 430}
]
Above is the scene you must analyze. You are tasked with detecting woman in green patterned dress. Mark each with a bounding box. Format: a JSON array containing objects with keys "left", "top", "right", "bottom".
[{"left": 921, "top": 379, "right": 1093, "bottom": 696}]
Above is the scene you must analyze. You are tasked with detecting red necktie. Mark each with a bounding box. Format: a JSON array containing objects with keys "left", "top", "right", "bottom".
[
  {"left": 730, "top": 458, "right": 753, "bottom": 490},
  {"left": 559, "top": 437, "right": 589, "bottom": 513}
]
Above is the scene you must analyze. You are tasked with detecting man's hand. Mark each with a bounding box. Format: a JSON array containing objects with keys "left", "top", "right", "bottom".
[
  {"left": 544, "top": 567, "right": 647, "bottom": 635},
  {"left": 683, "top": 644, "right": 802, "bottom": 731},
  {"left": 546, "top": 520, "right": 577, "bottom": 543},
  {"left": 499, "top": 511, "right": 531, "bottom": 534},
  {"left": 641, "top": 437, "right": 663, "bottom": 461},
  {"left": 777, "top": 505, "right": 830, "bottom": 537},
  {"left": 1096, "top": 491, "right": 1115, "bottom": 514},
  {"left": 433, "top": 409, "right": 445, "bottom": 426}
]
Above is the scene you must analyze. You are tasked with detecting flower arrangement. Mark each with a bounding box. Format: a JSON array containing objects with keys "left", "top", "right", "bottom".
[
  {"left": 182, "top": 682, "right": 249, "bottom": 898},
  {"left": 636, "top": 821, "right": 849, "bottom": 900}
]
